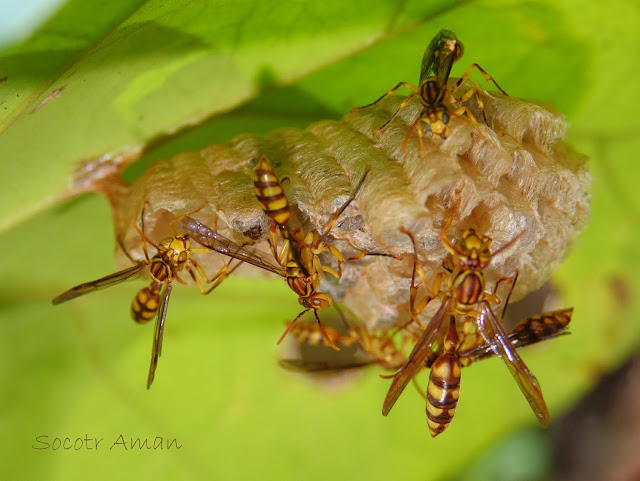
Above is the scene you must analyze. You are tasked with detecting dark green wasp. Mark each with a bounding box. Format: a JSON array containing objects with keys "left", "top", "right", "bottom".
[{"left": 356, "top": 29, "right": 507, "bottom": 154}]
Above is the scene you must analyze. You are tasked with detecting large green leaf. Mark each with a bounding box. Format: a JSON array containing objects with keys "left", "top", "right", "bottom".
[
  {"left": 2, "top": 0, "right": 640, "bottom": 480},
  {"left": 0, "top": 0, "right": 452, "bottom": 231}
]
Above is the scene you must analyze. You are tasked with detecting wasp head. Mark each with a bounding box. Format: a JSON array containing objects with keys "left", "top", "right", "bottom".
[
  {"left": 452, "top": 228, "right": 492, "bottom": 270},
  {"left": 160, "top": 235, "right": 191, "bottom": 267},
  {"left": 299, "top": 292, "right": 333, "bottom": 311}
]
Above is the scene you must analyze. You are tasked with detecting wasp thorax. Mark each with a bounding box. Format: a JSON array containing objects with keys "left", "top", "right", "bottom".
[
  {"left": 287, "top": 276, "right": 311, "bottom": 298},
  {"left": 420, "top": 80, "right": 445, "bottom": 107},
  {"left": 149, "top": 258, "right": 170, "bottom": 283}
]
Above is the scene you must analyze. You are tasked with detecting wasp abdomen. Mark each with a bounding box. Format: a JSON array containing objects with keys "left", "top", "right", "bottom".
[
  {"left": 253, "top": 155, "right": 290, "bottom": 227},
  {"left": 131, "top": 282, "right": 162, "bottom": 324},
  {"left": 426, "top": 353, "right": 461, "bottom": 437}
]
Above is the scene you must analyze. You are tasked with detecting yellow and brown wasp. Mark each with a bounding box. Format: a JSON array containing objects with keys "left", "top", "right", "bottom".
[
  {"left": 183, "top": 155, "right": 391, "bottom": 350},
  {"left": 279, "top": 321, "right": 409, "bottom": 373},
  {"left": 52, "top": 209, "right": 239, "bottom": 389},
  {"left": 279, "top": 309, "right": 571, "bottom": 427},
  {"left": 355, "top": 29, "right": 507, "bottom": 154},
  {"left": 382, "top": 216, "right": 573, "bottom": 436}
]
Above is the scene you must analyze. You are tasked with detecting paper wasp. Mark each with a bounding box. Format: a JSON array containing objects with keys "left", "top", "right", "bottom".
[
  {"left": 279, "top": 321, "right": 409, "bottom": 373},
  {"left": 382, "top": 215, "right": 572, "bottom": 436},
  {"left": 183, "top": 155, "right": 391, "bottom": 350},
  {"left": 355, "top": 29, "right": 507, "bottom": 154},
  {"left": 52, "top": 208, "right": 240, "bottom": 389},
  {"left": 279, "top": 310, "right": 571, "bottom": 414}
]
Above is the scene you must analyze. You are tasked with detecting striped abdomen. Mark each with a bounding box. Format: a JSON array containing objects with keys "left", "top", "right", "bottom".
[
  {"left": 510, "top": 309, "right": 573, "bottom": 344},
  {"left": 253, "top": 155, "right": 290, "bottom": 227},
  {"left": 426, "top": 352, "right": 461, "bottom": 437},
  {"left": 131, "top": 282, "right": 163, "bottom": 324}
]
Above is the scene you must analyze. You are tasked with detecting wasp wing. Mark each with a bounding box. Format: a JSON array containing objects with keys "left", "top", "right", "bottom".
[
  {"left": 382, "top": 296, "right": 454, "bottom": 416},
  {"left": 52, "top": 263, "right": 147, "bottom": 305},
  {"left": 182, "top": 216, "right": 286, "bottom": 276},
  {"left": 458, "top": 308, "right": 572, "bottom": 364},
  {"left": 146, "top": 281, "right": 172, "bottom": 389},
  {"left": 419, "top": 29, "right": 460, "bottom": 87},
  {"left": 476, "top": 302, "right": 550, "bottom": 426}
]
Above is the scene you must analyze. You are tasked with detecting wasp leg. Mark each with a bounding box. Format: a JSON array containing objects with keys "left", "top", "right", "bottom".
[
  {"left": 169, "top": 203, "right": 208, "bottom": 236},
  {"left": 491, "top": 273, "right": 519, "bottom": 320},
  {"left": 400, "top": 228, "right": 446, "bottom": 328},
  {"left": 117, "top": 236, "right": 137, "bottom": 263},
  {"left": 373, "top": 91, "right": 420, "bottom": 137},
  {"left": 452, "top": 63, "right": 508, "bottom": 96},
  {"left": 400, "top": 117, "right": 420, "bottom": 154},
  {"left": 315, "top": 169, "right": 370, "bottom": 246},
  {"left": 186, "top": 257, "right": 242, "bottom": 295},
  {"left": 353, "top": 81, "right": 419, "bottom": 111},
  {"left": 129, "top": 201, "right": 157, "bottom": 259},
  {"left": 454, "top": 86, "right": 488, "bottom": 125},
  {"left": 323, "top": 244, "right": 396, "bottom": 279},
  {"left": 132, "top": 221, "right": 161, "bottom": 252}
]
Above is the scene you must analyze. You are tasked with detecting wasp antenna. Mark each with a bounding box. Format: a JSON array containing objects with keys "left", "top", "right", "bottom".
[
  {"left": 499, "top": 271, "right": 519, "bottom": 320},
  {"left": 277, "top": 309, "right": 309, "bottom": 345},
  {"left": 491, "top": 230, "right": 524, "bottom": 258},
  {"left": 314, "top": 311, "right": 340, "bottom": 351}
]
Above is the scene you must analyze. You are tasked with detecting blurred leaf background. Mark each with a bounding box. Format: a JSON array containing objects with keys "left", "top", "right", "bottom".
[{"left": 1, "top": 0, "right": 639, "bottom": 480}]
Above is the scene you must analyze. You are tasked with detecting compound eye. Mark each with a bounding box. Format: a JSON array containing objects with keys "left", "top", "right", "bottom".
[
  {"left": 454, "top": 43, "right": 464, "bottom": 61},
  {"left": 424, "top": 123, "right": 432, "bottom": 132},
  {"left": 442, "top": 112, "right": 450, "bottom": 124},
  {"left": 308, "top": 293, "right": 332, "bottom": 310}
]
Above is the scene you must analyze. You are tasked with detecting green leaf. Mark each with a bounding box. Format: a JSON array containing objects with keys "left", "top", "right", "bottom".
[
  {"left": 2, "top": 1, "right": 640, "bottom": 480},
  {"left": 0, "top": 0, "right": 453, "bottom": 231}
]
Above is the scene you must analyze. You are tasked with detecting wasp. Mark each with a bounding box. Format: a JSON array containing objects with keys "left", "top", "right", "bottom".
[
  {"left": 355, "top": 29, "right": 507, "bottom": 154},
  {"left": 279, "top": 309, "right": 573, "bottom": 416},
  {"left": 52, "top": 208, "right": 240, "bottom": 389},
  {"left": 279, "top": 321, "right": 409, "bottom": 373},
  {"left": 382, "top": 216, "right": 572, "bottom": 436},
  {"left": 183, "top": 155, "right": 392, "bottom": 350}
]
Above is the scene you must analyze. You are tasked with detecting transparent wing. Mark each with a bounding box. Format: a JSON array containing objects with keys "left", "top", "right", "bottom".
[
  {"left": 459, "top": 308, "right": 572, "bottom": 364},
  {"left": 146, "top": 281, "right": 172, "bottom": 389},
  {"left": 182, "top": 216, "right": 286, "bottom": 276},
  {"left": 52, "top": 263, "right": 147, "bottom": 305},
  {"left": 476, "top": 302, "right": 550, "bottom": 426},
  {"left": 419, "top": 29, "right": 460, "bottom": 86},
  {"left": 382, "top": 296, "right": 454, "bottom": 416}
]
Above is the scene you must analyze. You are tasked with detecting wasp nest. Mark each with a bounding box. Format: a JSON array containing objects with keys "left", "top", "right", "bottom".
[{"left": 92, "top": 84, "right": 590, "bottom": 330}]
